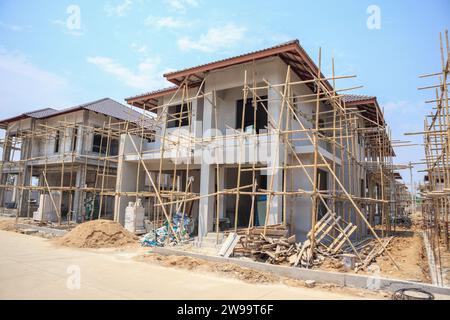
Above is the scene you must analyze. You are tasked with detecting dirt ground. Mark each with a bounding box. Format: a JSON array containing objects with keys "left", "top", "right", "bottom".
[
  {"left": 427, "top": 232, "right": 450, "bottom": 287},
  {"left": 0, "top": 215, "right": 441, "bottom": 289},
  {"left": 136, "top": 253, "right": 390, "bottom": 299},
  {"left": 316, "top": 211, "right": 431, "bottom": 283},
  {"left": 0, "top": 219, "right": 16, "bottom": 232},
  {"left": 0, "top": 230, "right": 389, "bottom": 300},
  {"left": 136, "top": 253, "right": 279, "bottom": 284},
  {"left": 370, "top": 230, "right": 431, "bottom": 283}
]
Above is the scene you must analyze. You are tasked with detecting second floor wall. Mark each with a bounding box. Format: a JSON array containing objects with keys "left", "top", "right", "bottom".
[
  {"left": 147, "top": 57, "right": 338, "bottom": 155},
  {"left": 1, "top": 110, "right": 121, "bottom": 164}
]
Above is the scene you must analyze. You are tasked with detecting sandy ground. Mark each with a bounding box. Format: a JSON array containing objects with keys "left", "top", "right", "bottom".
[
  {"left": 373, "top": 230, "right": 430, "bottom": 282},
  {"left": 136, "top": 253, "right": 390, "bottom": 299},
  {"left": 370, "top": 213, "right": 443, "bottom": 283},
  {"left": 0, "top": 219, "right": 16, "bottom": 231},
  {"left": 317, "top": 214, "right": 432, "bottom": 283},
  {"left": 0, "top": 230, "right": 387, "bottom": 300}
]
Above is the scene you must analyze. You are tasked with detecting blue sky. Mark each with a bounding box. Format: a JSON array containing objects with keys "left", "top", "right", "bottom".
[{"left": 0, "top": 0, "right": 449, "bottom": 186}]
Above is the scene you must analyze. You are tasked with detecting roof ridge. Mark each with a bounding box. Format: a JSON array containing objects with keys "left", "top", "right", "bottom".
[
  {"left": 67, "top": 97, "right": 111, "bottom": 110},
  {"left": 24, "top": 107, "right": 57, "bottom": 115},
  {"left": 125, "top": 86, "right": 179, "bottom": 102},
  {"left": 163, "top": 39, "right": 300, "bottom": 78}
]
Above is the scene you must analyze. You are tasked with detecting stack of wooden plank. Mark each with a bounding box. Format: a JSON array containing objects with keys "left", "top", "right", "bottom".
[
  {"left": 353, "top": 236, "right": 394, "bottom": 272},
  {"left": 232, "top": 224, "right": 289, "bottom": 237},
  {"left": 233, "top": 232, "right": 299, "bottom": 264},
  {"left": 232, "top": 214, "right": 362, "bottom": 269},
  {"left": 307, "top": 212, "right": 357, "bottom": 255}
]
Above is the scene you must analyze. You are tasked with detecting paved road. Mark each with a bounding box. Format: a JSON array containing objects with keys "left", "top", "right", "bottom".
[{"left": 0, "top": 230, "right": 373, "bottom": 300}]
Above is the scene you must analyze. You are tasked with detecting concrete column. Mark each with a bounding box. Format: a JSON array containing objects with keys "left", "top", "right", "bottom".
[
  {"left": 76, "top": 127, "right": 84, "bottom": 155},
  {"left": 0, "top": 131, "right": 10, "bottom": 206},
  {"left": 192, "top": 98, "right": 204, "bottom": 139},
  {"left": 17, "top": 166, "right": 31, "bottom": 216},
  {"left": 2, "top": 131, "right": 11, "bottom": 162},
  {"left": 266, "top": 76, "right": 284, "bottom": 225},
  {"left": 16, "top": 133, "right": 33, "bottom": 216},
  {"left": 198, "top": 163, "right": 215, "bottom": 238},
  {"left": 197, "top": 85, "right": 215, "bottom": 239},
  {"left": 72, "top": 165, "right": 86, "bottom": 222},
  {"left": 202, "top": 94, "right": 214, "bottom": 135},
  {"left": 114, "top": 134, "right": 145, "bottom": 225},
  {"left": 0, "top": 172, "right": 6, "bottom": 207},
  {"left": 218, "top": 166, "right": 226, "bottom": 219}
]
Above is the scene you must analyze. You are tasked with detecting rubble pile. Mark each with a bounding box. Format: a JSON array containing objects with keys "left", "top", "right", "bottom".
[
  {"left": 141, "top": 213, "right": 192, "bottom": 247},
  {"left": 232, "top": 214, "right": 394, "bottom": 271}
]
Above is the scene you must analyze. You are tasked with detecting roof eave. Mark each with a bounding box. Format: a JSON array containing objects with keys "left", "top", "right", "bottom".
[
  {"left": 0, "top": 115, "right": 30, "bottom": 128},
  {"left": 163, "top": 42, "right": 301, "bottom": 82}
]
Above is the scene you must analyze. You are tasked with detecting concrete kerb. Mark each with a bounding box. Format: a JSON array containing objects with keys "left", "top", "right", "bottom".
[
  {"left": 150, "top": 246, "right": 450, "bottom": 296},
  {"left": 15, "top": 223, "right": 68, "bottom": 237}
]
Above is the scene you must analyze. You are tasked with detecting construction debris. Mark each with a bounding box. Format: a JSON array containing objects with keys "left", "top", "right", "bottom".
[
  {"left": 218, "top": 232, "right": 240, "bottom": 258},
  {"left": 353, "top": 237, "right": 394, "bottom": 272},
  {"left": 232, "top": 213, "right": 398, "bottom": 272},
  {"left": 141, "top": 213, "right": 192, "bottom": 247}
]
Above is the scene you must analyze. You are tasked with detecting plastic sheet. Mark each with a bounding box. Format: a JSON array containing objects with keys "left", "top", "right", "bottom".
[{"left": 140, "top": 213, "right": 191, "bottom": 247}]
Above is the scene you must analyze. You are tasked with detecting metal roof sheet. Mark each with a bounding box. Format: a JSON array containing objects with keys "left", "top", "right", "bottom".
[
  {"left": 164, "top": 40, "right": 300, "bottom": 79},
  {"left": 0, "top": 98, "right": 153, "bottom": 128},
  {"left": 341, "top": 94, "right": 376, "bottom": 103}
]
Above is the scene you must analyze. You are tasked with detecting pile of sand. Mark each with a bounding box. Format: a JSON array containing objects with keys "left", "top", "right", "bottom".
[
  {"left": 55, "top": 219, "right": 138, "bottom": 248},
  {"left": 0, "top": 219, "right": 17, "bottom": 232},
  {"left": 137, "top": 254, "right": 279, "bottom": 284}
]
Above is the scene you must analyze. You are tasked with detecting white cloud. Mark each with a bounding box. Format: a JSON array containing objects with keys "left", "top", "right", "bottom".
[
  {"left": 0, "top": 21, "right": 30, "bottom": 32},
  {"left": 86, "top": 56, "right": 171, "bottom": 90},
  {"left": 105, "top": 0, "right": 133, "bottom": 17},
  {"left": 383, "top": 100, "right": 412, "bottom": 116},
  {"left": 0, "top": 48, "right": 73, "bottom": 119},
  {"left": 178, "top": 23, "right": 246, "bottom": 53},
  {"left": 145, "top": 16, "right": 185, "bottom": 29},
  {"left": 166, "top": 0, "right": 199, "bottom": 12},
  {"left": 131, "top": 43, "right": 148, "bottom": 55}
]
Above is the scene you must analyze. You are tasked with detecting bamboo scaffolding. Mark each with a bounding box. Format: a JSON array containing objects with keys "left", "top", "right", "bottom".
[
  {"left": 0, "top": 40, "right": 407, "bottom": 271},
  {"left": 416, "top": 29, "right": 450, "bottom": 273},
  {"left": 0, "top": 109, "right": 146, "bottom": 226}
]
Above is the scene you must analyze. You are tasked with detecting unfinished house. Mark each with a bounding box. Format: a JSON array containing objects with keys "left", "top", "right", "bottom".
[
  {"left": 120, "top": 39, "right": 403, "bottom": 264},
  {"left": 410, "top": 30, "right": 449, "bottom": 286},
  {"left": 392, "top": 173, "right": 412, "bottom": 223},
  {"left": 0, "top": 98, "right": 150, "bottom": 224}
]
